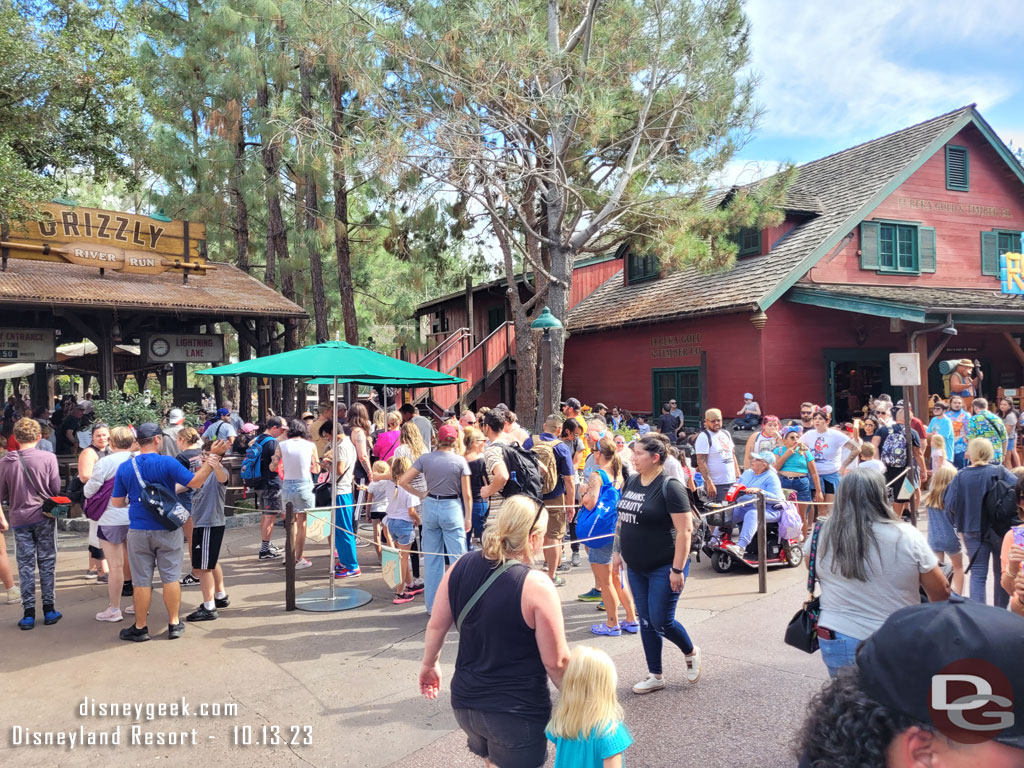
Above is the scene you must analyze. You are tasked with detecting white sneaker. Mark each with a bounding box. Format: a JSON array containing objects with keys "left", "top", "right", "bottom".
[
  {"left": 6, "top": 585, "right": 21, "bottom": 604},
  {"left": 96, "top": 606, "right": 124, "bottom": 622},
  {"left": 295, "top": 558, "right": 313, "bottom": 570},
  {"left": 124, "top": 604, "right": 135, "bottom": 615},
  {"left": 685, "top": 646, "right": 703, "bottom": 683},
  {"left": 632, "top": 674, "right": 666, "bottom": 694}
]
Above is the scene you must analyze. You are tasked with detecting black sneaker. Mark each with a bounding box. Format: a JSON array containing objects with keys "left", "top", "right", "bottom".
[
  {"left": 120, "top": 625, "right": 150, "bottom": 642},
  {"left": 258, "top": 549, "right": 282, "bottom": 560},
  {"left": 180, "top": 573, "right": 200, "bottom": 586},
  {"left": 168, "top": 622, "right": 186, "bottom": 639},
  {"left": 214, "top": 594, "right": 230, "bottom": 609},
  {"left": 122, "top": 582, "right": 134, "bottom": 597},
  {"left": 186, "top": 606, "right": 218, "bottom": 622}
]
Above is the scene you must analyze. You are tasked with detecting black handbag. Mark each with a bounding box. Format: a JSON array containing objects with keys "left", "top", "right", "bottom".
[{"left": 784, "top": 519, "right": 822, "bottom": 654}]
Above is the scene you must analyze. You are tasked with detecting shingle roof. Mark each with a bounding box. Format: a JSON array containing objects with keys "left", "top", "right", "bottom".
[
  {"left": 792, "top": 283, "right": 1024, "bottom": 313},
  {"left": 0, "top": 258, "right": 307, "bottom": 318},
  {"left": 568, "top": 105, "right": 977, "bottom": 332}
]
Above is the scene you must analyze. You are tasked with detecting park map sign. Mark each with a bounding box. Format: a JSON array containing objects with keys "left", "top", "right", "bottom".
[{"left": 2, "top": 203, "right": 210, "bottom": 276}]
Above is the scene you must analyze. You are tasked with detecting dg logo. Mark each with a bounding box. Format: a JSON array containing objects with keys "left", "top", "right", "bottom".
[{"left": 929, "top": 658, "right": 1015, "bottom": 744}]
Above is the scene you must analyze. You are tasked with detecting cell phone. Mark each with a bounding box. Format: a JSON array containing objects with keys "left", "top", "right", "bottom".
[{"left": 1013, "top": 526, "right": 1024, "bottom": 547}]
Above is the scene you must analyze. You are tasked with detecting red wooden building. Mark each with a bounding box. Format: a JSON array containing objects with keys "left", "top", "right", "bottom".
[{"left": 416, "top": 105, "right": 1024, "bottom": 423}]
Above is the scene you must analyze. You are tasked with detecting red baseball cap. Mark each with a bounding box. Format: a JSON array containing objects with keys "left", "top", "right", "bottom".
[{"left": 438, "top": 425, "right": 459, "bottom": 443}]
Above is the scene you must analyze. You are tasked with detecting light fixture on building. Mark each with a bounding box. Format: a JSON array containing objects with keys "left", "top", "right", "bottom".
[{"left": 149, "top": 208, "right": 173, "bottom": 223}]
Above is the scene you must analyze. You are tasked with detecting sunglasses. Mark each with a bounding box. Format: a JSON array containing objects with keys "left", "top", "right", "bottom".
[
  {"left": 530, "top": 505, "right": 544, "bottom": 533},
  {"left": 800, "top": 411, "right": 812, "bottom": 416}
]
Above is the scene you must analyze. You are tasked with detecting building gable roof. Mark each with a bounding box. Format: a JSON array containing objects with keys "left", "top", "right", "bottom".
[{"left": 568, "top": 104, "right": 1022, "bottom": 333}]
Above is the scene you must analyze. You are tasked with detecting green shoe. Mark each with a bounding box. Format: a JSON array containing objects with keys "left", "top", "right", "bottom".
[{"left": 577, "top": 588, "right": 602, "bottom": 602}]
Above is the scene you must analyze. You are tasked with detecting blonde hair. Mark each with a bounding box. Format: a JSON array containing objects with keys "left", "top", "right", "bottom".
[
  {"left": 371, "top": 460, "right": 390, "bottom": 475},
  {"left": 13, "top": 417, "right": 40, "bottom": 443},
  {"left": 481, "top": 495, "right": 545, "bottom": 564},
  {"left": 109, "top": 426, "right": 136, "bottom": 450},
  {"left": 547, "top": 645, "right": 623, "bottom": 740},
  {"left": 966, "top": 437, "right": 994, "bottom": 465},
  {"left": 705, "top": 408, "right": 722, "bottom": 421},
  {"left": 923, "top": 462, "right": 957, "bottom": 509},
  {"left": 929, "top": 433, "right": 946, "bottom": 455},
  {"left": 390, "top": 455, "right": 411, "bottom": 478},
  {"left": 858, "top": 442, "right": 876, "bottom": 460},
  {"left": 400, "top": 421, "right": 427, "bottom": 459},
  {"left": 387, "top": 410, "right": 402, "bottom": 429},
  {"left": 372, "top": 409, "right": 387, "bottom": 431},
  {"left": 463, "top": 426, "right": 484, "bottom": 453}
]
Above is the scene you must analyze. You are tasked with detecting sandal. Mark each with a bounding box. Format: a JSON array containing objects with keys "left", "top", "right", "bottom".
[
  {"left": 590, "top": 622, "right": 622, "bottom": 637},
  {"left": 619, "top": 620, "right": 640, "bottom": 634}
]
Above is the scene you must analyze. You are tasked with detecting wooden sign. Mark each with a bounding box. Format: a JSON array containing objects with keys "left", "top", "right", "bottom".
[
  {"left": 3, "top": 203, "right": 210, "bottom": 275},
  {"left": 142, "top": 333, "right": 225, "bottom": 363}
]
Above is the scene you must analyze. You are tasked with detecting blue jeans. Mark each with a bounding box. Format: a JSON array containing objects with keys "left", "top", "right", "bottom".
[
  {"left": 334, "top": 493, "right": 358, "bottom": 571},
  {"left": 734, "top": 413, "right": 760, "bottom": 428},
  {"left": 779, "top": 475, "right": 811, "bottom": 503},
  {"left": 818, "top": 471, "right": 842, "bottom": 495},
  {"left": 819, "top": 630, "right": 861, "bottom": 678},
  {"left": 467, "top": 500, "right": 489, "bottom": 547},
  {"left": 626, "top": 562, "right": 694, "bottom": 675},
  {"left": 964, "top": 532, "right": 1009, "bottom": 609},
  {"left": 422, "top": 497, "right": 468, "bottom": 613},
  {"left": 953, "top": 450, "right": 967, "bottom": 469},
  {"left": 736, "top": 503, "right": 783, "bottom": 549}
]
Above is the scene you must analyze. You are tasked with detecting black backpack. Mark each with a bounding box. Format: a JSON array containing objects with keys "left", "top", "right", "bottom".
[
  {"left": 982, "top": 470, "right": 1018, "bottom": 540},
  {"left": 499, "top": 443, "right": 544, "bottom": 502}
]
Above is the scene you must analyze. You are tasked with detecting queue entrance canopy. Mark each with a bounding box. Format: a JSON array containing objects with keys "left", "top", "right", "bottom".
[{"left": 0, "top": 202, "right": 306, "bottom": 412}]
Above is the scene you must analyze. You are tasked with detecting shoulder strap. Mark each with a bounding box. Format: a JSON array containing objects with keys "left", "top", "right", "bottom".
[
  {"left": 456, "top": 559, "right": 518, "bottom": 632},
  {"left": 131, "top": 456, "right": 147, "bottom": 488},
  {"left": 807, "top": 518, "right": 824, "bottom": 595},
  {"left": 15, "top": 451, "right": 47, "bottom": 500}
]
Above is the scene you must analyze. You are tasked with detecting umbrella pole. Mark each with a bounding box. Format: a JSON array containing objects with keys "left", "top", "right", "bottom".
[{"left": 330, "top": 375, "right": 338, "bottom": 600}]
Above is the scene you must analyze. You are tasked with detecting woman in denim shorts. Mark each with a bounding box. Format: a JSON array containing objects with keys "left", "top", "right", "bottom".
[
  {"left": 272, "top": 420, "right": 320, "bottom": 569},
  {"left": 772, "top": 426, "right": 823, "bottom": 537}
]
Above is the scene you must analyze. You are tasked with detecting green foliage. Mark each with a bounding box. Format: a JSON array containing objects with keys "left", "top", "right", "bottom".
[{"left": 90, "top": 390, "right": 167, "bottom": 428}]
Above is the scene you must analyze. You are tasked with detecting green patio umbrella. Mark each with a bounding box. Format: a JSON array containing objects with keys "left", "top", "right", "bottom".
[{"left": 197, "top": 340, "right": 465, "bottom": 386}]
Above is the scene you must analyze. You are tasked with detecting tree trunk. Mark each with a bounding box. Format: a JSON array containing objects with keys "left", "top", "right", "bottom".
[
  {"left": 512, "top": 314, "right": 539, "bottom": 427},
  {"left": 300, "top": 55, "right": 330, "bottom": 345},
  {"left": 546, "top": 239, "right": 572, "bottom": 415},
  {"left": 231, "top": 129, "right": 254, "bottom": 419},
  {"left": 329, "top": 67, "right": 360, "bottom": 345}
]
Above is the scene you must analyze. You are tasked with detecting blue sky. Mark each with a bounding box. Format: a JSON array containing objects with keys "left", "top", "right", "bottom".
[{"left": 720, "top": 0, "right": 1022, "bottom": 184}]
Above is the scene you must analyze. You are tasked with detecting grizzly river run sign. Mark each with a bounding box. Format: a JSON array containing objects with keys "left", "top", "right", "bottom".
[{"left": 1, "top": 203, "right": 211, "bottom": 276}]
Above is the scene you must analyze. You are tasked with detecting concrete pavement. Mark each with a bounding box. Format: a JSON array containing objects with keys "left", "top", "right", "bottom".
[{"left": 1, "top": 523, "right": 827, "bottom": 767}]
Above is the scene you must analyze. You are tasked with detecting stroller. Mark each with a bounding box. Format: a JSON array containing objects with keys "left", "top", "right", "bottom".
[{"left": 701, "top": 487, "right": 804, "bottom": 574}]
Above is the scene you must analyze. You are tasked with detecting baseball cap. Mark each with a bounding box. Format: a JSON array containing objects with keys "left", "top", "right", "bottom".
[
  {"left": 563, "top": 397, "right": 582, "bottom": 410},
  {"left": 301, "top": 411, "right": 314, "bottom": 419},
  {"left": 594, "top": 402, "right": 608, "bottom": 411},
  {"left": 217, "top": 407, "right": 230, "bottom": 417},
  {"left": 241, "top": 422, "right": 258, "bottom": 434},
  {"left": 857, "top": 596, "right": 1024, "bottom": 749},
  {"left": 135, "top": 422, "right": 162, "bottom": 440},
  {"left": 168, "top": 408, "right": 185, "bottom": 424},
  {"left": 743, "top": 392, "right": 754, "bottom": 400},
  {"left": 437, "top": 425, "right": 459, "bottom": 443},
  {"left": 751, "top": 450, "right": 776, "bottom": 464}
]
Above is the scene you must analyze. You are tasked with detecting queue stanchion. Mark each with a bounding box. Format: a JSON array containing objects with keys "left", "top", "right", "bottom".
[
  {"left": 755, "top": 491, "right": 767, "bottom": 594},
  {"left": 285, "top": 502, "right": 296, "bottom": 611}
]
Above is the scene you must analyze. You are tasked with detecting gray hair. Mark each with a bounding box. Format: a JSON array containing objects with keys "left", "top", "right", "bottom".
[{"left": 818, "top": 468, "right": 899, "bottom": 582}]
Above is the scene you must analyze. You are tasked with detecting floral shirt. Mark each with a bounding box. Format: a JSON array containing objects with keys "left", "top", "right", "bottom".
[{"left": 967, "top": 410, "right": 1007, "bottom": 462}]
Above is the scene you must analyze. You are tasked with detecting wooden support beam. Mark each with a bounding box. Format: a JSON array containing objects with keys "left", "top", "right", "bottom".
[
  {"left": 926, "top": 333, "right": 954, "bottom": 369},
  {"left": 1002, "top": 332, "right": 1024, "bottom": 367}
]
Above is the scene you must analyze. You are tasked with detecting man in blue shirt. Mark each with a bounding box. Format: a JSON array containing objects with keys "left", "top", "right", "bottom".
[
  {"left": 525, "top": 414, "right": 577, "bottom": 585},
  {"left": 112, "top": 423, "right": 229, "bottom": 642},
  {"left": 725, "top": 451, "right": 784, "bottom": 560},
  {"left": 925, "top": 401, "right": 954, "bottom": 462}
]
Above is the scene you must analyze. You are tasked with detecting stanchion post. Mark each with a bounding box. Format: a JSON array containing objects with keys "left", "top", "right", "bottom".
[
  {"left": 756, "top": 491, "right": 767, "bottom": 594},
  {"left": 285, "top": 502, "right": 296, "bottom": 611}
]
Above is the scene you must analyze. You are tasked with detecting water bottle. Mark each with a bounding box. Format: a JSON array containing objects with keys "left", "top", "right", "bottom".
[{"left": 694, "top": 472, "right": 704, "bottom": 487}]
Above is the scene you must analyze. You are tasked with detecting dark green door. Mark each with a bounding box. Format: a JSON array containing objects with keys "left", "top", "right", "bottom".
[
  {"left": 487, "top": 305, "right": 506, "bottom": 334},
  {"left": 652, "top": 367, "right": 701, "bottom": 426}
]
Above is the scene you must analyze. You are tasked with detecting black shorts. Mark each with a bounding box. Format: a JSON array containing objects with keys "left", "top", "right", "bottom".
[
  {"left": 370, "top": 510, "right": 387, "bottom": 521},
  {"left": 190, "top": 526, "right": 226, "bottom": 570},
  {"left": 452, "top": 708, "right": 547, "bottom": 768}
]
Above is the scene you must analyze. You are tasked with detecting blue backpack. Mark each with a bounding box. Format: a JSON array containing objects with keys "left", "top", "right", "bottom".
[
  {"left": 575, "top": 469, "right": 621, "bottom": 548},
  {"left": 241, "top": 434, "right": 274, "bottom": 488}
]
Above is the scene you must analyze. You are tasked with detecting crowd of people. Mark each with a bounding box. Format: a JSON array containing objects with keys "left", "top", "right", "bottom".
[{"left": 1, "top": 382, "right": 1023, "bottom": 767}]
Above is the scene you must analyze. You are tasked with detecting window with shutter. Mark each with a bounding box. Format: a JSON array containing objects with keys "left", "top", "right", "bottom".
[
  {"left": 945, "top": 145, "right": 969, "bottom": 191},
  {"left": 626, "top": 250, "right": 659, "bottom": 283},
  {"left": 919, "top": 227, "right": 936, "bottom": 272},
  {"left": 732, "top": 227, "right": 761, "bottom": 257},
  {"left": 984, "top": 230, "right": 1024, "bottom": 278},
  {"left": 861, "top": 220, "right": 925, "bottom": 274},
  {"left": 860, "top": 221, "right": 880, "bottom": 270}
]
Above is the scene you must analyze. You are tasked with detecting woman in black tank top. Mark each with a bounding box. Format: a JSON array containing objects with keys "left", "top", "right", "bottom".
[{"left": 419, "top": 495, "right": 570, "bottom": 768}]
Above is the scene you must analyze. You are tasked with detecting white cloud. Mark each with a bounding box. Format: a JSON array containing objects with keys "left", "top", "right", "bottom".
[
  {"left": 745, "top": 0, "right": 1019, "bottom": 141},
  {"left": 708, "top": 158, "right": 785, "bottom": 188}
]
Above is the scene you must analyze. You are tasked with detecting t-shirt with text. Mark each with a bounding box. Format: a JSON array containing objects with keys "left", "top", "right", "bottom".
[
  {"left": 694, "top": 429, "right": 736, "bottom": 485},
  {"left": 617, "top": 472, "right": 690, "bottom": 573}
]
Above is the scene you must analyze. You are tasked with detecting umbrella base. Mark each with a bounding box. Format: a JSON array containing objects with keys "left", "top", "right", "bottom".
[{"left": 295, "top": 587, "right": 373, "bottom": 612}]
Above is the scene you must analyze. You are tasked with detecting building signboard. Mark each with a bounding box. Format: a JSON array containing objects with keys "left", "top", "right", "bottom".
[
  {"left": 0, "top": 329, "right": 56, "bottom": 362},
  {"left": 1001, "top": 247, "right": 1024, "bottom": 295},
  {"left": 142, "top": 333, "right": 224, "bottom": 363},
  {"left": 3, "top": 203, "right": 209, "bottom": 275}
]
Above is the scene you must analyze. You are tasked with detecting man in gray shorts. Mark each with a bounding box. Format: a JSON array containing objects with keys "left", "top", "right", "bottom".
[
  {"left": 111, "top": 423, "right": 229, "bottom": 642},
  {"left": 254, "top": 417, "right": 287, "bottom": 560}
]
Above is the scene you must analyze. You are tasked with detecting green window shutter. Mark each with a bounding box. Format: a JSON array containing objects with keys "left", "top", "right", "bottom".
[
  {"left": 981, "top": 231, "right": 999, "bottom": 276},
  {"left": 919, "top": 226, "right": 936, "bottom": 272},
  {"left": 945, "top": 145, "right": 969, "bottom": 191},
  {"left": 860, "top": 221, "right": 880, "bottom": 270}
]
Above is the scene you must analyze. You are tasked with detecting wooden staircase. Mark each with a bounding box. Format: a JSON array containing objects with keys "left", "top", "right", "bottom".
[{"left": 410, "top": 322, "right": 516, "bottom": 417}]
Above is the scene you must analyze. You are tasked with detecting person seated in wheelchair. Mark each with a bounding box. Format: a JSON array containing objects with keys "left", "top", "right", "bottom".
[{"left": 723, "top": 451, "right": 784, "bottom": 560}]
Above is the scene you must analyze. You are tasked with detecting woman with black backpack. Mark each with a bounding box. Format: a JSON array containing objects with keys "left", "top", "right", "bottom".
[{"left": 946, "top": 437, "right": 1017, "bottom": 609}]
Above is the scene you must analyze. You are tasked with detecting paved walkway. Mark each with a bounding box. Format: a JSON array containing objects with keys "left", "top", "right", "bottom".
[{"left": 1, "top": 523, "right": 826, "bottom": 767}]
